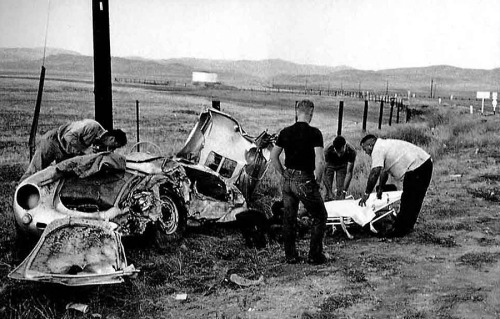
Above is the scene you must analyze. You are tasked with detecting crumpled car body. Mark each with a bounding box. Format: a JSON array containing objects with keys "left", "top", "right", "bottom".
[
  {"left": 11, "top": 108, "right": 274, "bottom": 285},
  {"left": 11, "top": 151, "right": 190, "bottom": 285},
  {"left": 175, "top": 107, "right": 274, "bottom": 223}
]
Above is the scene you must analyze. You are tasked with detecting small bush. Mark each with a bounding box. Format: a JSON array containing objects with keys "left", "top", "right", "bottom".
[{"left": 382, "top": 124, "right": 433, "bottom": 146}]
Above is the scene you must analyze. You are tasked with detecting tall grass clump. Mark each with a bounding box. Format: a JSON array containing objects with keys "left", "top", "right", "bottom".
[{"left": 381, "top": 123, "right": 432, "bottom": 147}]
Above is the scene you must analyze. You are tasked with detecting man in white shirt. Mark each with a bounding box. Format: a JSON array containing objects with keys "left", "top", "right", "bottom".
[{"left": 358, "top": 134, "right": 433, "bottom": 237}]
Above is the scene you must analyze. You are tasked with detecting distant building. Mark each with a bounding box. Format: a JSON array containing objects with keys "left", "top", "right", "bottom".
[{"left": 192, "top": 71, "right": 218, "bottom": 86}]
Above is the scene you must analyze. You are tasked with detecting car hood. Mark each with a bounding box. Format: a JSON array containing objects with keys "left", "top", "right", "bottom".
[{"left": 9, "top": 218, "right": 137, "bottom": 286}]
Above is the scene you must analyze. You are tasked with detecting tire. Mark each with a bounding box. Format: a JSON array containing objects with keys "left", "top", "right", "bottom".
[{"left": 149, "top": 192, "right": 187, "bottom": 249}]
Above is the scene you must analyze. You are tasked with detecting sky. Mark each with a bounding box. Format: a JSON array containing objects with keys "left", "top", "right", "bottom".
[{"left": 1, "top": 0, "right": 500, "bottom": 70}]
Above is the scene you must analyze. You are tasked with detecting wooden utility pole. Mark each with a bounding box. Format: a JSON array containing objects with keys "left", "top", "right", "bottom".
[{"left": 92, "top": 0, "right": 113, "bottom": 130}]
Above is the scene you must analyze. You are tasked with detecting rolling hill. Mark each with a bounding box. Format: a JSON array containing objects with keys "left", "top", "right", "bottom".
[{"left": 1, "top": 47, "right": 499, "bottom": 97}]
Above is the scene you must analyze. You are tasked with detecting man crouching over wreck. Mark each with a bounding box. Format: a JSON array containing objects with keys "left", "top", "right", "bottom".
[
  {"left": 270, "top": 100, "right": 328, "bottom": 265},
  {"left": 21, "top": 119, "right": 127, "bottom": 181}
]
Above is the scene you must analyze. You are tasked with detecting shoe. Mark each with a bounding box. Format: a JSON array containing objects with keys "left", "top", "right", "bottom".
[{"left": 307, "top": 253, "right": 329, "bottom": 265}]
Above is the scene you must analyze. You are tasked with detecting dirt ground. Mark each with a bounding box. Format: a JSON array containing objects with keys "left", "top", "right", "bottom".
[
  {"left": 2, "top": 137, "right": 500, "bottom": 319},
  {"left": 144, "top": 142, "right": 500, "bottom": 318}
]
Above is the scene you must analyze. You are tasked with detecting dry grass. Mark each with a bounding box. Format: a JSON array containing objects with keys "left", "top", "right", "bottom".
[{"left": 2, "top": 76, "right": 500, "bottom": 318}]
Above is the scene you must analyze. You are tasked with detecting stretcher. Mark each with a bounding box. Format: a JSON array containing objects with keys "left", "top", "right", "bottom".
[{"left": 325, "top": 191, "right": 402, "bottom": 239}]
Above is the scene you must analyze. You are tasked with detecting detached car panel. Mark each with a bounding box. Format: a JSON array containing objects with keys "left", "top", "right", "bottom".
[{"left": 9, "top": 218, "right": 137, "bottom": 286}]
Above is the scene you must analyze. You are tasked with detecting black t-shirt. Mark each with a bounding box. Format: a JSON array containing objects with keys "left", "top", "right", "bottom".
[
  {"left": 324, "top": 142, "right": 356, "bottom": 168},
  {"left": 276, "top": 122, "right": 323, "bottom": 172}
]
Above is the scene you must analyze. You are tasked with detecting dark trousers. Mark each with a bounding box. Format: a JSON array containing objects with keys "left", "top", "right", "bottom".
[
  {"left": 282, "top": 169, "right": 327, "bottom": 260},
  {"left": 21, "top": 129, "right": 69, "bottom": 181},
  {"left": 395, "top": 158, "right": 433, "bottom": 233}
]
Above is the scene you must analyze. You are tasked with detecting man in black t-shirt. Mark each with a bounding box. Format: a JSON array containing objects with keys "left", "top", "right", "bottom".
[
  {"left": 323, "top": 135, "right": 356, "bottom": 201},
  {"left": 270, "top": 100, "right": 328, "bottom": 265}
]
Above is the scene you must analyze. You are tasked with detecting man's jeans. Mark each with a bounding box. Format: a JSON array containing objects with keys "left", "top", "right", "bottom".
[
  {"left": 323, "top": 165, "right": 347, "bottom": 201},
  {"left": 282, "top": 169, "right": 327, "bottom": 260}
]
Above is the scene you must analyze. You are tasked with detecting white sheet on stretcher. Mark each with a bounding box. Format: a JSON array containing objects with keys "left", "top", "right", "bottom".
[{"left": 325, "top": 191, "right": 403, "bottom": 226}]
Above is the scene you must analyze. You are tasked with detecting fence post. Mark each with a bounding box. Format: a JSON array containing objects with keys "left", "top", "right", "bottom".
[
  {"left": 378, "top": 100, "right": 384, "bottom": 130},
  {"left": 406, "top": 107, "right": 411, "bottom": 123},
  {"left": 136, "top": 100, "right": 140, "bottom": 152},
  {"left": 389, "top": 99, "right": 394, "bottom": 126},
  {"left": 362, "top": 100, "right": 369, "bottom": 132},
  {"left": 29, "top": 66, "right": 46, "bottom": 161},
  {"left": 396, "top": 101, "right": 400, "bottom": 124},
  {"left": 295, "top": 101, "right": 299, "bottom": 122},
  {"left": 337, "top": 101, "right": 344, "bottom": 136},
  {"left": 212, "top": 100, "right": 220, "bottom": 110}
]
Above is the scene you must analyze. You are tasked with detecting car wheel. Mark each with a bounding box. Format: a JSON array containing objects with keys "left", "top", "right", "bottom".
[{"left": 150, "top": 193, "right": 187, "bottom": 249}]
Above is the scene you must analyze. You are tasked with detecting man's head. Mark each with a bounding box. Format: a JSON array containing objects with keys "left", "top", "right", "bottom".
[
  {"left": 98, "top": 129, "right": 128, "bottom": 150},
  {"left": 296, "top": 100, "right": 315, "bottom": 123},
  {"left": 360, "top": 134, "right": 377, "bottom": 156},
  {"left": 333, "top": 135, "right": 346, "bottom": 156}
]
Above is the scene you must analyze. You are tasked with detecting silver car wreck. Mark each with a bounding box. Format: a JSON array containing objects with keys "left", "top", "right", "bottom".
[{"left": 10, "top": 108, "right": 274, "bottom": 286}]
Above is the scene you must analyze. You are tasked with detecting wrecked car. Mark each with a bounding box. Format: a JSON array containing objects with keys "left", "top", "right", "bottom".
[
  {"left": 10, "top": 150, "right": 190, "bottom": 285},
  {"left": 174, "top": 107, "right": 274, "bottom": 224},
  {"left": 10, "top": 107, "right": 274, "bottom": 285}
]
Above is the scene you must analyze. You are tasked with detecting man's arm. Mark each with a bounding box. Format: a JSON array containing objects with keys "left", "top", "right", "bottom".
[
  {"left": 359, "top": 166, "right": 382, "bottom": 206},
  {"left": 376, "top": 170, "right": 389, "bottom": 198},
  {"left": 343, "top": 161, "right": 354, "bottom": 192},
  {"left": 270, "top": 145, "right": 284, "bottom": 176},
  {"left": 314, "top": 146, "right": 325, "bottom": 184}
]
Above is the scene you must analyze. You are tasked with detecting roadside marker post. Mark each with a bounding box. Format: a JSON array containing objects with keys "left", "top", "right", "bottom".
[
  {"left": 476, "top": 91, "right": 490, "bottom": 115},
  {"left": 492, "top": 92, "right": 497, "bottom": 115}
]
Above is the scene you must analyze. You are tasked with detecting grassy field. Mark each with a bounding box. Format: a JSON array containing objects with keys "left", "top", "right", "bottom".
[{"left": 1, "top": 76, "right": 500, "bottom": 318}]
